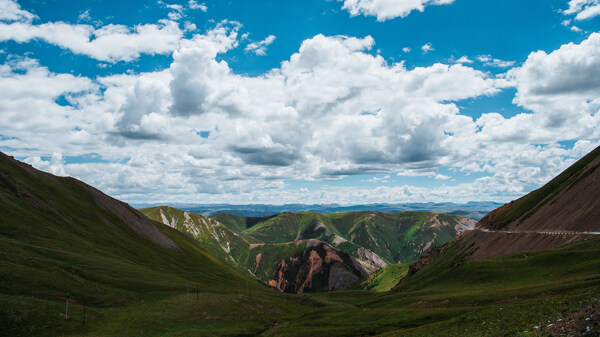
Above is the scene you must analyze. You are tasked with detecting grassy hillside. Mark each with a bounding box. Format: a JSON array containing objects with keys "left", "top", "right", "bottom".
[
  {"left": 0, "top": 153, "right": 310, "bottom": 336},
  {"left": 266, "top": 236, "right": 600, "bottom": 336},
  {"left": 214, "top": 210, "right": 475, "bottom": 264},
  {"left": 140, "top": 206, "right": 255, "bottom": 267},
  {"left": 347, "top": 263, "right": 411, "bottom": 292}
]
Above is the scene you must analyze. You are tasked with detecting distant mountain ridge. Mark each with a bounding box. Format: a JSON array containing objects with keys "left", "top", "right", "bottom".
[
  {"left": 133, "top": 201, "right": 502, "bottom": 220},
  {"left": 141, "top": 206, "right": 476, "bottom": 293}
]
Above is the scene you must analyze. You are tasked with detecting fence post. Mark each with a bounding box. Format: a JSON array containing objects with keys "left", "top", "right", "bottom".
[{"left": 64, "top": 293, "right": 70, "bottom": 319}]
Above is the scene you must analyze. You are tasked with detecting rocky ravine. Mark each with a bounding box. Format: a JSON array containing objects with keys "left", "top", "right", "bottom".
[{"left": 268, "top": 240, "right": 370, "bottom": 293}]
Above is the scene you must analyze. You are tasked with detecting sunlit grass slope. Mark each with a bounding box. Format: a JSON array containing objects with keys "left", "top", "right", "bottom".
[
  {"left": 347, "top": 263, "right": 411, "bottom": 292},
  {"left": 0, "top": 153, "right": 309, "bottom": 336}
]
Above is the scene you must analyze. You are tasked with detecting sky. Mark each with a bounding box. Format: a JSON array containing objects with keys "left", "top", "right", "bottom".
[{"left": 1, "top": 0, "right": 600, "bottom": 205}]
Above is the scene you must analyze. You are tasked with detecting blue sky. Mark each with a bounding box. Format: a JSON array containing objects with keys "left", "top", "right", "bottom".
[{"left": 1, "top": 0, "right": 600, "bottom": 204}]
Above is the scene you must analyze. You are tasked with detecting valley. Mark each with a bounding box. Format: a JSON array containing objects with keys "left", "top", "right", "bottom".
[
  {"left": 1, "top": 145, "right": 599, "bottom": 336},
  {"left": 140, "top": 206, "right": 475, "bottom": 293}
]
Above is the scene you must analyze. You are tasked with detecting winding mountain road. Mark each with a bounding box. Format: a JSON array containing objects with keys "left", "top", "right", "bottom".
[{"left": 476, "top": 228, "right": 600, "bottom": 235}]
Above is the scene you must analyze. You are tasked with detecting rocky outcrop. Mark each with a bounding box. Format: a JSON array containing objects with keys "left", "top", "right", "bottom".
[
  {"left": 269, "top": 240, "right": 368, "bottom": 293},
  {"left": 356, "top": 247, "right": 388, "bottom": 271}
]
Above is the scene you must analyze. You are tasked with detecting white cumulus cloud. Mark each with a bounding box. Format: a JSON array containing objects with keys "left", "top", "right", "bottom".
[
  {"left": 245, "top": 35, "right": 276, "bottom": 56},
  {"left": 2, "top": 18, "right": 600, "bottom": 205},
  {"left": 189, "top": 0, "right": 207, "bottom": 11},
  {"left": 564, "top": 0, "right": 600, "bottom": 20},
  {"left": 340, "top": 0, "right": 455, "bottom": 21},
  {"left": 0, "top": 19, "right": 183, "bottom": 62},
  {"left": 0, "top": 0, "right": 37, "bottom": 22}
]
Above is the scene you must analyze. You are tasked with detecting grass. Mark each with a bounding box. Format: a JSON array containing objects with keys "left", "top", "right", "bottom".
[
  {"left": 266, "top": 236, "right": 600, "bottom": 336},
  {"left": 347, "top": 263, "right": 411, "bottom": 292}
]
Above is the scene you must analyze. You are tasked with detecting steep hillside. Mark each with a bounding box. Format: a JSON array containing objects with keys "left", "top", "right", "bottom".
[
  {"left": 142, "top": 207, "right": 387, "bottom": 292},
  {"left": 0, "top": 152, "right": 291, "bottom": 336},
  {"left": 479, "top": 145, "right": 600, "bottom": 233},
  {"left": 140, "top": 206, "right": 253, "bottom": 266},
  {"left": 347, "top": 263, "right": 411, "bottom": 292},
  {"left": 143, "top": 207, "right": 473, "bottom": 293},
  {"left": 402, "top": 144, "right": 600, "bottom": 275},
  {"left": 461, "top": 145, "right": 600, "bottom": 260}
]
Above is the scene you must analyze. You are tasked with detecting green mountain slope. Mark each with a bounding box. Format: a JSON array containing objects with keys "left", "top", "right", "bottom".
[
  {"left": 143, "top": 206, "right": 474, "bottom": 292},
  {"left": 214, "top": 210, "right": 476, "bottom": 264},
  {"left": 140, "top": 206, "right": 254, "bottom": 266},
  {"left": 0, "top": 153, "right": 304, "bottom": 336},
  {"left": 347, "top": 263, "right": 411, "bottom": 292},
  {"left": 142, "top": 207, "right": 383, "bottom": 293}
]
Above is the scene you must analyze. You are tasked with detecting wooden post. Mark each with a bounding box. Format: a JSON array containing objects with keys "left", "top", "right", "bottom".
[{"left": 65, "top": 293, "right": 69, "bottom": 319}]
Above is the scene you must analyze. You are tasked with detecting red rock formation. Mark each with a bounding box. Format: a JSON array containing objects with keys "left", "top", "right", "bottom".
[{"left": 270, "top": 241, "right": 368, "bottom": 293}]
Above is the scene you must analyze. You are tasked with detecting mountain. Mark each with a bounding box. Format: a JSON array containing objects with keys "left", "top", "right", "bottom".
[
  {"left": 225, "top": 211, "right": 476, "bottom": 264},
  {"left": 2, "top": 150, "right": 600, "bottom": 336},
  {"left": 0, "top": 152, "right": 280, "bottom": 336},
  {"left": 134, "top": 202, "right": 502, "bottom": 220},
  {"left": 139, "top": 206, "right": 254, "bottom": 266},
  {"left": 400, "top": 144, "right": 600, "bottom": 283},
  {"left": 142, "top": 206, "right": 475, "bottom": 293},
  {"left": 460, "top": 145, "right": 600, "bottom": 260},
  {"left": 266, "top": 239, "right": 369, "bottom": 293}
]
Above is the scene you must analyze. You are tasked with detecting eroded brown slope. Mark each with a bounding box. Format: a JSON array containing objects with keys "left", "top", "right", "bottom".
[
  {"left": 269, "top": 239, "right": 368, "bottom": 293},
  {"left": 464, "top": 146, "right": 600, "bottom": 260},
  {"left": 458, "top": 230, "right": 596, "bottom": 260},
  {"left": 402, "top": 145, "right": 600, "bottom": 269},
  {"left": 478, "top": 145, "right": 600, "bottom": 233}
]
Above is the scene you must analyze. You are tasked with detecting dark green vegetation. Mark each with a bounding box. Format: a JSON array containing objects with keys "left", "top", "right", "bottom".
[{"left": 0, "top": 153, "right": 302, "bottom": 336}]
